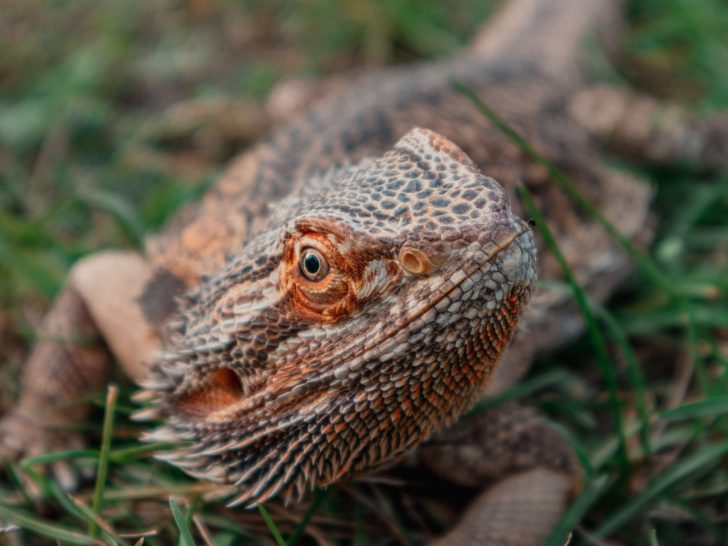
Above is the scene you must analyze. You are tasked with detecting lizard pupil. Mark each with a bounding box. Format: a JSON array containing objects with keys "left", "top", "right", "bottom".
[
  {"left": 299, "top": 248, "right": 329, "bottom": 281},
  {"left": 305, "top": 254, "right": 320, "bottom": 274}
]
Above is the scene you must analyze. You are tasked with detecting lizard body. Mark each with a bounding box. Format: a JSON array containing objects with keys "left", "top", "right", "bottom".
[{"left": 2, "top": 0, "right": 727, "bottom": 543}]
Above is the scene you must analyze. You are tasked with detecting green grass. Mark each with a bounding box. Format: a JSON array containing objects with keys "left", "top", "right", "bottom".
[
  {"left": 1, "top": 0, "right": 727, "bottom": 544},
  {"left": 89, "top": 386, "right": 118, "bottom": 539}
]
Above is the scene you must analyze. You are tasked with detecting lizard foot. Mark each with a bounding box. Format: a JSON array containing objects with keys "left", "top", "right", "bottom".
[{"left": 0, "top": 410, "right": 86, "bottom": 494}]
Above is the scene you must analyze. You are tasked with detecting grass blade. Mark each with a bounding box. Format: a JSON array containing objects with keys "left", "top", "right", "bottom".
[
  {"left": 659, "top": 394, "right": 728, "bottom": 421},
  {"left": 77, "top": 189, "right": 145, "bottom": 248},
  {"left": 590, "top": 298, "right": 652, "bottom": 458},
  {"left": 518, "top": 185, "right": 630, "bottom": 471},
  {"left": 287, "top": 489, "right": 327, "bottom": 546},
  {"left": 0, "top": 501, "right": 97, "bottom": 545},
  {"left": 89, "top": 384, "right": 118, "bottom": 537},
  {"left": 257, "top": 504, "right": 287, "bottom": 546},
  {"left": 595, "top": 440, "right": 728, "bottom": 538},
  {"left": 354, "top": 500, "right": 366, "bottom": 546},
  {"left": 469, "top": 369, "right": 573, "bottom": 414},
  {"left": 170, "top": 497, "right": 196, "bottom": 546},
  {"left": 544, "top": 474, "right": 612, "bottom": 546},
  {"left": 20, "top": 449, "right": 99, "bottom": 468},
  {"left": 44, "top": 479, "right": 121, "bottom": 545}
]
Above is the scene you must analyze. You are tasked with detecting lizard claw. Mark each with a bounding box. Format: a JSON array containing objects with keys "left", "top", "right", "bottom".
[{"left": 0, "top": 410, "right": 85, "bottom": 494}]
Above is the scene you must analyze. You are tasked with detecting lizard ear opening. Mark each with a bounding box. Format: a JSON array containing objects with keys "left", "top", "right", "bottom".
[
  {"left": 174, "top": 367, "right": 243, "bottom": 418},
  {"left": 399, "top": 246, "right": 440, "bottom": 275}
]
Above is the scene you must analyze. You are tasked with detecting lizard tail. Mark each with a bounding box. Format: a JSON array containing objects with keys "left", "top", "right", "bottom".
[{"left": 470, "top": 0, "right": 624, "bottom": 76}]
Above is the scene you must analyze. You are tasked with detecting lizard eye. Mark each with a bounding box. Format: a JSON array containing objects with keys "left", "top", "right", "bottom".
[{"left": 299, "top": 247, "right": 329, "bottom": 282}]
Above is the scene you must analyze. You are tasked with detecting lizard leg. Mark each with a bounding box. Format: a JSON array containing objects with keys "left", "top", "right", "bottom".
[
  {"left": 569, "top": 84, "right": 728, "bottom": 171},
  {"left": 420, "top": 402, "right": 579, "bottom": 546},
  {"left": 0, "top": 251, "right": 160, "bottom": 487}
]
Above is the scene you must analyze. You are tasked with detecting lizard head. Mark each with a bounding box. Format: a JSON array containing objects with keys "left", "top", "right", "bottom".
[{"left": 139, "top": 128, "right": 537, "bottom": 506}]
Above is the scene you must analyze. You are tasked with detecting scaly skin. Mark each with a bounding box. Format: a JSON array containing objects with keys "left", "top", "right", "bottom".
[
  {"left": 2, "top": 0, "right": 727, "bottom": 543},
  {"left": 139, "top": 128, "right": 537, "bottom": 506}
]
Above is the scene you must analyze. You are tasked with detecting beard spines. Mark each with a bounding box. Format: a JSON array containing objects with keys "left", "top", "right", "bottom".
[
  {"left": 143, "top": 400, "right": 352, "bottom": 507},
  {"left": 152, "top": 419, "right": 316, "bottom": 508}
]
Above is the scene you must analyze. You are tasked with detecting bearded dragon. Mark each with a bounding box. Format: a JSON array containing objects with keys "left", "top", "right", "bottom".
[{"left": 1, "top": 0, "right": 726, "bottom": 544}]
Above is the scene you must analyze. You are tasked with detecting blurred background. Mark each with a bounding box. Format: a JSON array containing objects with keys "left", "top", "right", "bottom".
[{"left": 1, "top": 0, "right": 727, "bottom": 545}]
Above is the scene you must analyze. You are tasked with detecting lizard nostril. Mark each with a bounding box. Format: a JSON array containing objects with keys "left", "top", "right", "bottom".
[
  {"left": 174, "top": 367, "right": 243, "bottom": 418},
  {"left": 399, "top": 247, "right": 436, "bottom": 275}
]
